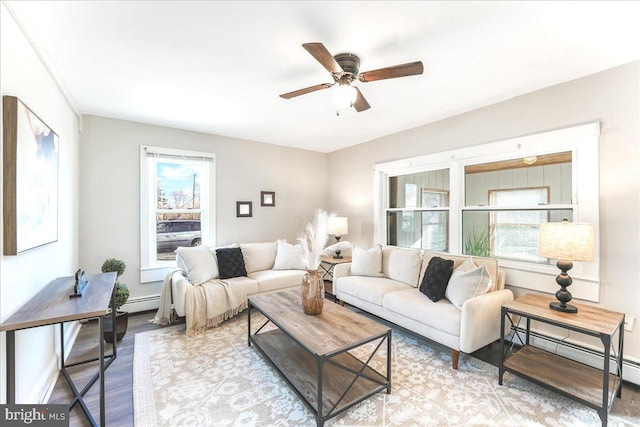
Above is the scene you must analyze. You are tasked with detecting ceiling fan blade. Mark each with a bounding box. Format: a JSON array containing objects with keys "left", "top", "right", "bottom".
[
  {"left": 279, "top": 83, "right": 332, "bottom": 99},
  {"left": 358, "top": 61, "right": 424, "bottom": 83},
  {"left": 352, "top": 87, "right": 371, "bottom": 112},
  {"left": 302, "top": 43, "right": 343, "bottom": 75}
]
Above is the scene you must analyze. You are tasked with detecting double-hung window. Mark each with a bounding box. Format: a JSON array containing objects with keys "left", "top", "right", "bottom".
[
  {"left": 386, "top": 169, "right": 450, "bottom": 251},
  {"left": 374, "top": 123, "right": 600, "bottom": 301},
  {"left": 140, "top": 146, "right": 216, "bottom": 283}
]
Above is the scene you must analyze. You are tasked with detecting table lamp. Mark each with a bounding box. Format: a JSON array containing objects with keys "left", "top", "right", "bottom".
[
  {"left": 327, "top": 216, "right": 348, "bottom": 259},
  {"left": 537, "top": 219, "right": 594, "bottom": 313}
]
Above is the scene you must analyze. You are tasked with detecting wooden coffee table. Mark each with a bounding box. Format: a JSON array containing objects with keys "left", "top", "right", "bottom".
[{"left": 248, "top": 288, "right": 391, "bottom": 427}]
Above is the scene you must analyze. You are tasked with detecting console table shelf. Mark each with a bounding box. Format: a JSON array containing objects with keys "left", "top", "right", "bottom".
[{"left": 499, "top": 293, "right": 624, "bottom": 427}]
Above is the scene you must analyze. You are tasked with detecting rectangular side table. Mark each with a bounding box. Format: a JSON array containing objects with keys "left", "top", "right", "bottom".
[
  {"left": 319, "top": 256, "right": 352, "bottom": 298},
  {"left": 499, "top": 293, "right": 624, "bottom": 426}
]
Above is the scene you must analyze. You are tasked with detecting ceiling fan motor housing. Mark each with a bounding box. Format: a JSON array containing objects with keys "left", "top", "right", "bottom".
[{"left": 334, "top": 53, "right": 360, "bottom": 80}]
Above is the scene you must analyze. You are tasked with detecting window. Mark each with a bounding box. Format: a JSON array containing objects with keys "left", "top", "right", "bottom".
[
  {"left": 374, "top": 122, "right": 600, "bottom": 301},
  {"left": 386, "top": 169, "right": 449, "bottom": 251},
  {"left": 140, "top": 146, "right": 215, "bottom": 282},
  {"left": 488, "top": 187, "right": 549, "bottom": 262}
]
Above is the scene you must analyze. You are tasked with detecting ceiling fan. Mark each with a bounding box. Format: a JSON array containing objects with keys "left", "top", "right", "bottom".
[{"left": 279, "top": 42, "right": 424, "bottom": 114}]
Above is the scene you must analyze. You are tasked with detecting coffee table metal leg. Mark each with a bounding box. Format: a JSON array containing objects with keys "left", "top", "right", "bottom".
[
  {"left": 386, "top": 331, "right": 392, "bottom": 393},
  {"left": 247, "top": 305, "right": 252, "bottom": 347},
  {"left": 317, "top": 357, "right": 324, "bottom": 427}
]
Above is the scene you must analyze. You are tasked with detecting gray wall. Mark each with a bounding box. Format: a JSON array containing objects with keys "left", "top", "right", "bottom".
[
  {"left": 1, "top": 4, "right": 80, "bottom": 403},
  {"left": 327, "top": 61, "right": 640, "bottom": 362},
  {"left": 79, "top": 116, "right": 328, "bottom": 304}
]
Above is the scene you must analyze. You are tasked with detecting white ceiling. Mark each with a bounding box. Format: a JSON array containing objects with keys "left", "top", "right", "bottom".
[{"left": 5, "top": 1, "right": 640, "bottom": 153}]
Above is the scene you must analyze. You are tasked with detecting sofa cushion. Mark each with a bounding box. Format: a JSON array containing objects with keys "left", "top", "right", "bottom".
[
  {"left": 419, "top": 256, "right": 454, "bottom": 302},
  {"left": 383, "top": 247, "right": 422, "bottom": 287},
  {"left": 337, "top": 276, "right": 409, "bottom": 306},
  {"left": 273, "top": 240, "right": 306, "bottom": 270},
  {"left": 216, "top": 247, "right": 248, "bottom": 279},
  {"left": 241, "top": 241, "right": 277, "bottom": 274},
  {"left": 351, "top": 245, "right": 384, "bottom": 277},
  {"left": 421, "top": 251, "right": 499, "bottom": 293},
  {"left": 220, "top": 276, "right": 259, "bottom": 296},
  {"left": 445, "top": 258, "right": 492, "bottom": 310},
  {"left": 383, "top": 289, "right": 461, "bottom": 337},
  {"left": 176, "top": 245, "right": 218, "bottom": 285},
  {"left": 249, "top": 269, "right": 306, "bottom": 293}
]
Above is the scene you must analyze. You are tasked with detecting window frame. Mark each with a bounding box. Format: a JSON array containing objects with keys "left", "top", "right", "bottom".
[
  {"left": 140, "top": 145, "right": 216, "bottom": 283},
  {"left": 373, "top": 122, "right": 600, "bottom": 302}
]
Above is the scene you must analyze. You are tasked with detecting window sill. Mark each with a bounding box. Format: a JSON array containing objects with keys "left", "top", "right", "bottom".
[{"left": 140, "top": 264, "right": 175, "bottom": 284}]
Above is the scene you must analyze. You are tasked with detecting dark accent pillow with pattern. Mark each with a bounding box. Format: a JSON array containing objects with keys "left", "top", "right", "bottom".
[
  {"left": 216, "top": 247, "right": 247, "bottom": 279},
  {"left": 420, "top": 256, "right": 455, "bottom": 302}
]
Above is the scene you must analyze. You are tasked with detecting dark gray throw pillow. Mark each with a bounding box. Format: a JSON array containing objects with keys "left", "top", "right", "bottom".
[
  {"left": 420, "top": 256, "right": 454, "bottom": 302},
  {"left": 216, "top": 247, "right": 247, "bottom": 279}
]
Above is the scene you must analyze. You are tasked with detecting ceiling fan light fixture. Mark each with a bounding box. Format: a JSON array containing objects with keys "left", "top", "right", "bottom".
[{"left": 333, "top": 82, "right": 358, "bottom": 109}]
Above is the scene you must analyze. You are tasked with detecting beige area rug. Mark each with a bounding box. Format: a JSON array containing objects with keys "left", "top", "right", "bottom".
[{"left": 134, "top": 311, "right": 632, "bottom": 427}]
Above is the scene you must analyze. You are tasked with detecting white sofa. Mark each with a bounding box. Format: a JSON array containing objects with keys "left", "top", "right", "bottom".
[
  {"left": 170, "top": 240, "right": 306, "bottom": 318},
  {"left": 334, "top": 245, "right": 514, "bottom": 369}
]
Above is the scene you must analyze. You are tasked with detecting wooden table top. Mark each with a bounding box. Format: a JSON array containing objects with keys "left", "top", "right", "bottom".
[
  {"left": 0, "top": 272, "right": 117, "bottom": 332},
  {"left": 503, "top": 293, "right": 624, "bottom": 336},
  {"left": 249, "top": 288, "right": 389, "bottom": 357},
  {"left": 320, "top": 255, "right": 352, "bottom": 265}
]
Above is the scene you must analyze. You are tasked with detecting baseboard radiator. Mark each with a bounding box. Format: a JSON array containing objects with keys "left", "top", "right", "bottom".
[
  {"left": 508, "top": 327, "right": 640, "bottom": 386},
  {"left": 121, "top": 295, "right": 161, "bottom": 313}
]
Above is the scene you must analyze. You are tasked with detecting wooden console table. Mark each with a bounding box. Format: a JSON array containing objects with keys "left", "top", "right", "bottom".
[
  {"left": 499, "top": 293, "right": 624, "bottom": 426},
  {"left": 1, "top": 272, "right": 117, "bottom": 426}
]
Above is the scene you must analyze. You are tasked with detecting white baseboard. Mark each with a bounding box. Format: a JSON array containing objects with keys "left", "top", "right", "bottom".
[
  {"left": 121, "top": 294, "right": 160, "bottom": 313},
  {"left": 32, "top": 353, "right": 59, "bottom": 404},
  {"left": 511, "top": 329, "right": 640, "bottom": 386}
]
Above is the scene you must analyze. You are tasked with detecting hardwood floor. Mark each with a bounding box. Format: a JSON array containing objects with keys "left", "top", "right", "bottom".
[
  {"left": 47, "top": 311, "right": 178, "bottom": 427},
  {"left": 50, "top": 310, "right": 639, "bottom": 426}
]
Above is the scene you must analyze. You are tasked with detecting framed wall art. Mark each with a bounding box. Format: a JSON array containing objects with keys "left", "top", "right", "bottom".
[
  {"left": 261, "top": 191, "right": 275, "bottom": 207},
  {"left": 3, "top": 96, "right": 59, "bottom": 255},
  {"left": 236, "top": 201, "right": 252, "bottom": 218}
]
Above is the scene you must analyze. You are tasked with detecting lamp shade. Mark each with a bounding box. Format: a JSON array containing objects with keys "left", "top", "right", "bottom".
[
  {"left": 538, "top": 221, "right": 594, "bottom": 262},
  {"left": 328, "top": 217, "right": 348, "bottom": 236}
]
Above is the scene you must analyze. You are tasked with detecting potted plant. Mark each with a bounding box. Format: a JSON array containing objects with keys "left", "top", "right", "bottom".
[{"left": 102, "top": 258, "right": 130, "bottom": 343}]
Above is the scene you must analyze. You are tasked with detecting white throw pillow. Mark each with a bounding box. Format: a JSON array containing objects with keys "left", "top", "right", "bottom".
[
  {"left": 176, "top": 245, "right": 218, "bottom": 285},
  {"left": 240, "top": 241, "right": 278, "bottom": 273},
  {"left": 445, "top": 258, "right": 492, "bottom": 310},
  {"left": 273, "top": 240, "right": 306, "bottom": 270},
  {"left": 385, "top": 247, "right": 423, "bottom": 286},
  {"left": 351, "top": 245, "right": 384, "bottom": 277}
]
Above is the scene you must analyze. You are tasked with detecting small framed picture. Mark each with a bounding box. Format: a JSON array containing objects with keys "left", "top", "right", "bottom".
[
  {"left": 261, "top": 191, "right": 275, "bottom": 207},
  {"left": 236, "top": 201, "right": 252, "bottom": 218}
]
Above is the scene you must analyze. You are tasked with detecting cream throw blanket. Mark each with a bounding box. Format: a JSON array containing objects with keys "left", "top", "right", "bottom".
[{"left": 152, "top": 270, "right": 248, "bottom": 336}]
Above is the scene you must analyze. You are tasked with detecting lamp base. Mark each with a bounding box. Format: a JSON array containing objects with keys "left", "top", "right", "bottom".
[
  {"left": 549, "top": 301, "right": 578, "bottom": 313},
  {"left": 333, "top": 248, "right": 343, "bottom": 259},
  {"left": 551, "top": 260, "right": 578, "bottom": 314}
]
